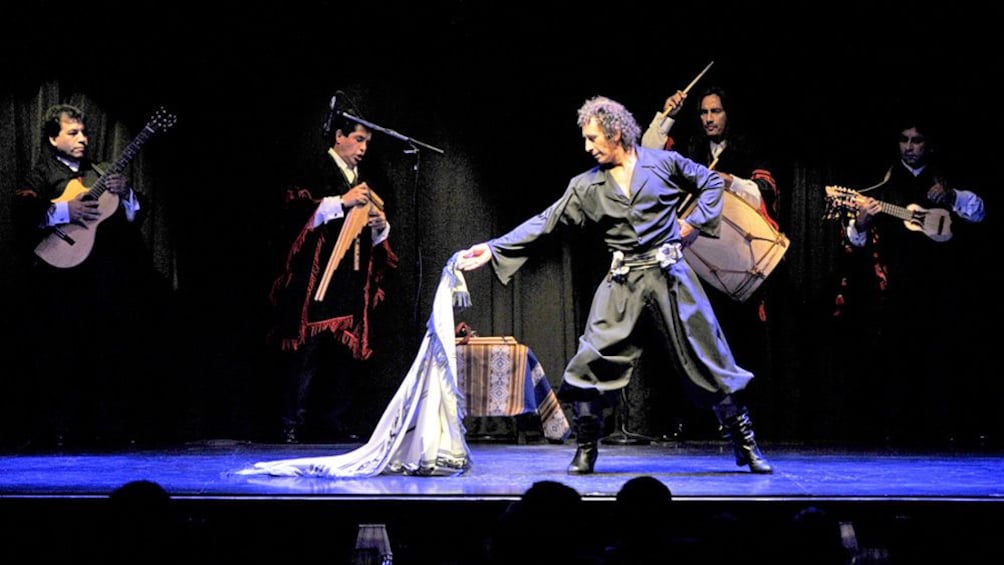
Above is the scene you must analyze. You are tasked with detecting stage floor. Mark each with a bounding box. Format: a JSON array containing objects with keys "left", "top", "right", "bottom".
[
  {"left": 2, "top": 439, "right": 1002, "bottom": 500},
  {"left": 3, "top": 440, "right": 1003, "bottom": 563}
]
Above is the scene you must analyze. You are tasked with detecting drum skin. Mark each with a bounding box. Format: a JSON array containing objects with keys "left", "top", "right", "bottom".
[{"left": 681, "top": 191, "right": 789, "bottom": 303}]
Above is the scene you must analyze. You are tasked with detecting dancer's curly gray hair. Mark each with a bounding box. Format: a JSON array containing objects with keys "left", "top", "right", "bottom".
[{"left": 577, "top": 96, "right": 640, "bottom": 150}]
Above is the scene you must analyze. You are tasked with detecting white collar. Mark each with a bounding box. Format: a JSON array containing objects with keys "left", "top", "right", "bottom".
[
  {"left": 709, "top": 139, "right": 727, "bottom": 159},
  {"left": 900, "top": 159, "right": 927, "bottom": 177},
  {"left": 328, "top": 148, "right": 356, "bottom": 182},
  {"left": 55, "top": 154, "right": 81, "bottom": 173}
]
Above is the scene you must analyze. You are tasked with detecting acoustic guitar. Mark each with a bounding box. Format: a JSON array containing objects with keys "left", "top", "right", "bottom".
[
  {"left": 824, "top": 185, "right": 952, "bottom": 242},
  {"left": 34, "top": 107, "right": 177, "bottom": 268}
]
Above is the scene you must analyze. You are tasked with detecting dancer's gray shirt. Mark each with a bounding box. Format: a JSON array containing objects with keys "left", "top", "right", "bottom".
[{"left": 487, "top": 146, "right": 754, "bottom": 404}]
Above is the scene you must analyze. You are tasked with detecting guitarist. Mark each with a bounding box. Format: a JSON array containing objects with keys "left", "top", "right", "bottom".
[
  {"left": 833, "top": 111, "right": 986, "bottom": 447},
  {"left": 844, "top": 123, "right": 984, "bottom": 247},
  {"left": 12, "top": 104, "right": 164, "bottom": 449}
]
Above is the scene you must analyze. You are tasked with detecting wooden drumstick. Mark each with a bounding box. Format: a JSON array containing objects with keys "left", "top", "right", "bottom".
[{"left": 658, "top": 60, "right": 715, "bottom": 120}]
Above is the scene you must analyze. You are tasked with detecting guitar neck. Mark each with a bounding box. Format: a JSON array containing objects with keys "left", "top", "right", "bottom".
[
  {"left": 877, "top": 200, "right": 913, "bottom": 221},
  {"left": 87, "top": 124, "right": 157, "bottom": 198}
]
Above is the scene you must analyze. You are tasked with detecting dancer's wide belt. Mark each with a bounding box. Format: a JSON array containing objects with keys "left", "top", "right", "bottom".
[{"left": 608, "top": 243, "right": 683, "bottom": 282}]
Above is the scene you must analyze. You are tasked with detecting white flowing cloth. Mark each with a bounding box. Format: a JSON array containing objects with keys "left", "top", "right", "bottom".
[{"left": 237, "top": 253, "right": 473, "bottom": 478}]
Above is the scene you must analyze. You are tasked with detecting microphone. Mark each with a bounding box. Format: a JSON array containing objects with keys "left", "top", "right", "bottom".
[{"left": 321, "top": 94, "right": 338, "bottom": 139}]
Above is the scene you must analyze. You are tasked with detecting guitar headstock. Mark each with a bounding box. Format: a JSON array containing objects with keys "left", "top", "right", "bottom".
[
  {"left": 146, "top": 106, "right": 178, "bottom": 132},
  {"left": 824, "top": 185, "right": 859, "bottom": 201},
  {"left": 823, "top": 185, "right": 859, "bottom": 220}
]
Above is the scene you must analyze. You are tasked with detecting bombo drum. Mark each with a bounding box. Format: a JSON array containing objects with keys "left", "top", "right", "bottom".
[{"left": 681, "top": 191, "right": 789, "bottom": 302}]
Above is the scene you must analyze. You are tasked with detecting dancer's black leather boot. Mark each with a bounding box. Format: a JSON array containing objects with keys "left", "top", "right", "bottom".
[
  {"left": 567, "top": 400, "right": 603, "bottom": 475},
  {"left": 713, "top": 396, "right": 773, "bottom": 474}
]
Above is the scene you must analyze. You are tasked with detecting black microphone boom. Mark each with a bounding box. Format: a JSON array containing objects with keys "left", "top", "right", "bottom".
[
  {"left": 320, "top": 91, "right": 443, "bottom": 155},
  {"left": 335, "top": 109, "right": 444, "bottom": 155},
  {"left": 321, "top": 94, "right": 337, "bottom": 139}
]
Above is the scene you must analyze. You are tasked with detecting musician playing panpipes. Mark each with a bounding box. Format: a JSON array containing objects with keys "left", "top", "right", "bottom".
[{"left": 267, "top": 94, "right": 397, "bottom": 444}]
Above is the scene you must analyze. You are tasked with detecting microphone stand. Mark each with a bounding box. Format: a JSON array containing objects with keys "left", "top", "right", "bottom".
[
  {"left": 404, "top": 143, "right": 423, "bottom": 341},
  {"left": 337, "top": 110, "right": 444, "bottom": 342},
  {"left": 602, "top": 388, "right": 654, "bottom": 446},
  {"left": 336, "top": 111, "right": 443, "bottom": 155}
]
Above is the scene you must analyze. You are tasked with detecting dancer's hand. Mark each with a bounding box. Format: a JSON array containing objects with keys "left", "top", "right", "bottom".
[
  {"left": 456, "top": 243, "right": 492, "bottom": 271},
  {"left": 678, "top": 220, "right": 700, "bottom": 247}
]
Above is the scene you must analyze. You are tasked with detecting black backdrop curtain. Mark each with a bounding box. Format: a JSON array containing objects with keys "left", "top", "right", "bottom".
[
  {"left": 2, "top": 3, "right": 1001, "bottom": 446},
  {"left": 0, "top": 81, "right": 176, "bottom": 283}
]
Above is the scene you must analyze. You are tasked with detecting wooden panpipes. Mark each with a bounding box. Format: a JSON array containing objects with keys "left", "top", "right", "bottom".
[{"left": 313, "top": 189, "right": 384, "bottom": 302}]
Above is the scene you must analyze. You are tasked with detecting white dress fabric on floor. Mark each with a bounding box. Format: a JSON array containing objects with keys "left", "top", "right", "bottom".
[{"left": 237, "top": 254, "right": 473, "bottom": 478}]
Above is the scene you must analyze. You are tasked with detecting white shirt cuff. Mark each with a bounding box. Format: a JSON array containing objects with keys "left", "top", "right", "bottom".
[
  {"left": 727, "top": 176, "right": 763, "bottom": 209},
  {"left": 48, "top": 201, "right": 70, "bottom": 226},
  {"left": 373, "top": 223, "right": 390, "bottom": 245},
  {"left": 313, "top": 196, "right": 346, "bottom": 228},
  {"left": 121, "top": 189, "right": 141, "bottom": 222},
  {"left": 846, "top": 220, "right": 868, "bottom": 247},
  {"left": 953, "top": 189, "right": 986, "bottom": 222}
]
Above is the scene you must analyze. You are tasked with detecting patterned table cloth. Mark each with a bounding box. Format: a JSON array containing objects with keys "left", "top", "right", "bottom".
[{"left": 456, "top": 337, "right": 571, "bottom": 442}]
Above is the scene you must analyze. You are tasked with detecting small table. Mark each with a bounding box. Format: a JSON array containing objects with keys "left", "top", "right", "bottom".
[{"left": 456, "top": 337, "right": 570, "bottom": 442}]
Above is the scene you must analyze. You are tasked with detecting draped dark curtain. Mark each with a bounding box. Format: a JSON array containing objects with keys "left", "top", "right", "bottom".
[
  {"left": 2, "top": 4, "right": 1000, "bottom": 446},
  {"left": 0, "top": 81, "right": 176, "bottom": 287},
  {"left": 0, "top": 81, "right": 179, "bottom": 444}
]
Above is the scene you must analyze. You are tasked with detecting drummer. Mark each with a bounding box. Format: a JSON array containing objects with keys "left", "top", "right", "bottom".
[
  {"left": 643, "top": 85, "right": 779, "bottom": 228},
  {"left": 642, "top": 84, "right": 784, "bottom": 440},
  {"left": 457, "top": 95, "right": 773, "bottom": 475}
]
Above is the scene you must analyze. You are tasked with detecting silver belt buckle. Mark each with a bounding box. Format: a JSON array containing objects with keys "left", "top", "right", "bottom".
[
  {"left": 608, "top": 251, "right": 629, "bottom": 283},
  {"left": 656, "top": 243, "right": 682, "bottom": 269}
]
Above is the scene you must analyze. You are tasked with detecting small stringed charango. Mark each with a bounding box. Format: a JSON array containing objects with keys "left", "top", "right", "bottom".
[{"left": 824, "top": 185, "right": 952, "bottom": 242}]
